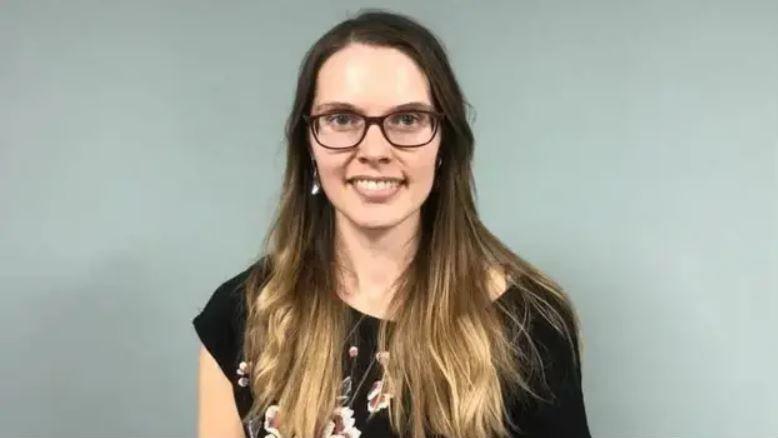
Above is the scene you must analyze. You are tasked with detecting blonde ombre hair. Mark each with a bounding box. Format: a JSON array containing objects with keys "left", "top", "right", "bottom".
[{"left": 241, "top": 10, "right": 581, "bottom": 438}]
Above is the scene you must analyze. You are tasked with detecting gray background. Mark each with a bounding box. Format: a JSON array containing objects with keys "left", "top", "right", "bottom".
[{"left": 1, "top": 1, "right": 775, "bottom": 437}]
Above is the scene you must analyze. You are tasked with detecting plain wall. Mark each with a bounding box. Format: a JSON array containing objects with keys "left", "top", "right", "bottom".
[{"left": 1, "top": 1, "right": 775, "bottom": 437}]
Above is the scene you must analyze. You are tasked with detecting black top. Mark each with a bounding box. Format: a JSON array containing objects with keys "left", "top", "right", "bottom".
[{"left": 193, "top": 263, "right": 591, "bottom": 438}]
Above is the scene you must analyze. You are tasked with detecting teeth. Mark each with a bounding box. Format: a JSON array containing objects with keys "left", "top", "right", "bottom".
[{"left": 353, "top": 179, "right": 401, "bottom": 191}]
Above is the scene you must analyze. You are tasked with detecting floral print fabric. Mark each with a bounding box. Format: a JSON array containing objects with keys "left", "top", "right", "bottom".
[{"left": 241, "top": 320, "right": 393, "bottom": 438}]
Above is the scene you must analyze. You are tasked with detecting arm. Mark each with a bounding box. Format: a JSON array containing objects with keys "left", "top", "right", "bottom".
[{"left": 197, "top": 344, "right": 246, "bottom": 438}]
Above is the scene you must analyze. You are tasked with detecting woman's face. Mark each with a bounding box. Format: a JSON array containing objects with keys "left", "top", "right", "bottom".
[{"left": 308, "top": 43, "right": 442, "bottom": 231}]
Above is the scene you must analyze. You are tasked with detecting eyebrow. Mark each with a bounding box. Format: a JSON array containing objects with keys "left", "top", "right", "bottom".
[{"left": 312, "top": 101, "right": 435, "bottom": 113}]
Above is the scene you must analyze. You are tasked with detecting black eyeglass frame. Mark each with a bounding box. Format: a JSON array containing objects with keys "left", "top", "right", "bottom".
[{"left": 302, "top": 109, "right": 446, "bottom": 150}]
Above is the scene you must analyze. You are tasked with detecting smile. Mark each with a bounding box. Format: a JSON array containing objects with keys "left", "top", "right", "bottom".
[{"left": 347, "top": 177, "right": 405, "bottom": 202}]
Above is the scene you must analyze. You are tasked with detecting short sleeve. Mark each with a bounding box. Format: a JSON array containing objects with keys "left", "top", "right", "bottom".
[
  {"left": 512, "top": 310, "right": 592, "bottom": 437},
  {"left": 192, "top": 263, "right": 256, "bottom": 381}
]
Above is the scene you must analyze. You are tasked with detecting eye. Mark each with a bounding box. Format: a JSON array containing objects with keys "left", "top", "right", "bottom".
[
  {"left": 388, "top": 112, "right": 428, "bottom": 128},
  {"left": 323, "top": 113, "right": 360, "bottom": 126}
]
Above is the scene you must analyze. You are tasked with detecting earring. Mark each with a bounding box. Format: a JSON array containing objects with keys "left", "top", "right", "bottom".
[
  {"left": 437, "top": 157, "right": 442, "bottom": 168},
  {"left": 311, "top": 166, "right": 321, "bottom": 195}
]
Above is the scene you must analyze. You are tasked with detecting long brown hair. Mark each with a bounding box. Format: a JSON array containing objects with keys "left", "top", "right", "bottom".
[{"left": 242, "top": 9, "right": 581, "bottom": 438}]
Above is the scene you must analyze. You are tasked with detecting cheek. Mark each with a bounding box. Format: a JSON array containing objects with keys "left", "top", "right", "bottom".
[
  {"left": 316, "top": 161, "right": 344, "bottom": 188},
  {"left": 311, "top": 155, "right": 347, "bottom": 193},
  {"left": 415, "top": 146, "right": 441, "bottom": 187},
  {"left": 405, "top": 158, "right": 439, "bottom": 201},
  {"left": 411, "top": 163, "right": 435, "bottom": 185}
]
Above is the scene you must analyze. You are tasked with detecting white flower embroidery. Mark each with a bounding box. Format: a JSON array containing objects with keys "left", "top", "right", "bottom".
[
  {"left": 263, "top": 405, "right": 282, "bottom": 437},
  {"left": 237, "top": 360, "right": 250, "bottom": 387},
  {"left": 320, "top": 406, "right": 361, "bottom": 438},
  {"left": 367, "top": 351, "right": 392, "bottom": 414},
  {"left": 261, "top": 404, "right": 363, "bottom": 438},
  {"left": 336, "top": 376, "right": 353, "bottom": 404},
  {"left": 367, "top": 379, "right": 392, "bottom": 413}
]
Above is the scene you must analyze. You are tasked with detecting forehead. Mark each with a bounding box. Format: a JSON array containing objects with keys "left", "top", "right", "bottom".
[{"left": 312, "top": 43, "right": 433, "bottom": 114}]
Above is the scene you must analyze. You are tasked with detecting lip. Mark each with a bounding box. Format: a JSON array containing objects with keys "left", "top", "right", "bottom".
[
  {"left": 348, "top": 178, "right": 405, "bottom": 203},
  {"left": 347, "top": 175, "right": 405, "bottom": 183}
]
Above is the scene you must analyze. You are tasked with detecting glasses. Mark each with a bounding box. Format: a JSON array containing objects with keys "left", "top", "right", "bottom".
[{"left": 303, "top": 109, "right": 444, "bottom": 149}]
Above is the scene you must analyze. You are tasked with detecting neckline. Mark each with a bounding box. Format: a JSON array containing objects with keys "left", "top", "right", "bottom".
[
  {"left": 346, "top": 302, "right": 393, "bottom": 322},
  {"left": 343, "top": 284, "right": 518, "bottom": 322}
]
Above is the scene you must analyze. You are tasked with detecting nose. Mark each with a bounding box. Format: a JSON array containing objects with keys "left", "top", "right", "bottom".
[{"left": 355, "top": 123, "right": 393, "bottom": 164}]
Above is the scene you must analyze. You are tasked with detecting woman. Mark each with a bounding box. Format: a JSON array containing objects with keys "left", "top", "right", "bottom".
[{"left": 194, "top": 10, "right": 591, "bottom": 438}]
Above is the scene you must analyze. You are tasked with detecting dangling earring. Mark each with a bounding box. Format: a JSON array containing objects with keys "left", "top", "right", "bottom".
[{"left": 311, "top": 166, "right": 321, "bottom": 195}]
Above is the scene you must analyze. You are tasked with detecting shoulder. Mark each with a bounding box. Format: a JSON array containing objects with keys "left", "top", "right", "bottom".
[
  {"left": 500, "top": 278, "right": 591, "bottom": 436},
  {"left": 194, "top": 264, "right": 254, "bottom": 333},
  {"left": 497, "top": 277, "right": 583, "bottom": 396},
  {"left": 530, "top": 301, "right": 582, "bottom": 390},
  {"left": 192, "top": 257, "right": 270, "bottom": 379}
]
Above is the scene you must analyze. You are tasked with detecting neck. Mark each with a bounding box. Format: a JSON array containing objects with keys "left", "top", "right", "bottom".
[{"left": 334, "top": 210, "right": 420, "bottom": 314}]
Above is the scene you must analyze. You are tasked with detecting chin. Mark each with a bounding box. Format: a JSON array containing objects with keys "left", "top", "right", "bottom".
[
  {"left": 339, "top": 208, "right": 409, "bottom": 231},
  {"left": 352, "top": 215, "right": 402, "bottom": 230}
]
